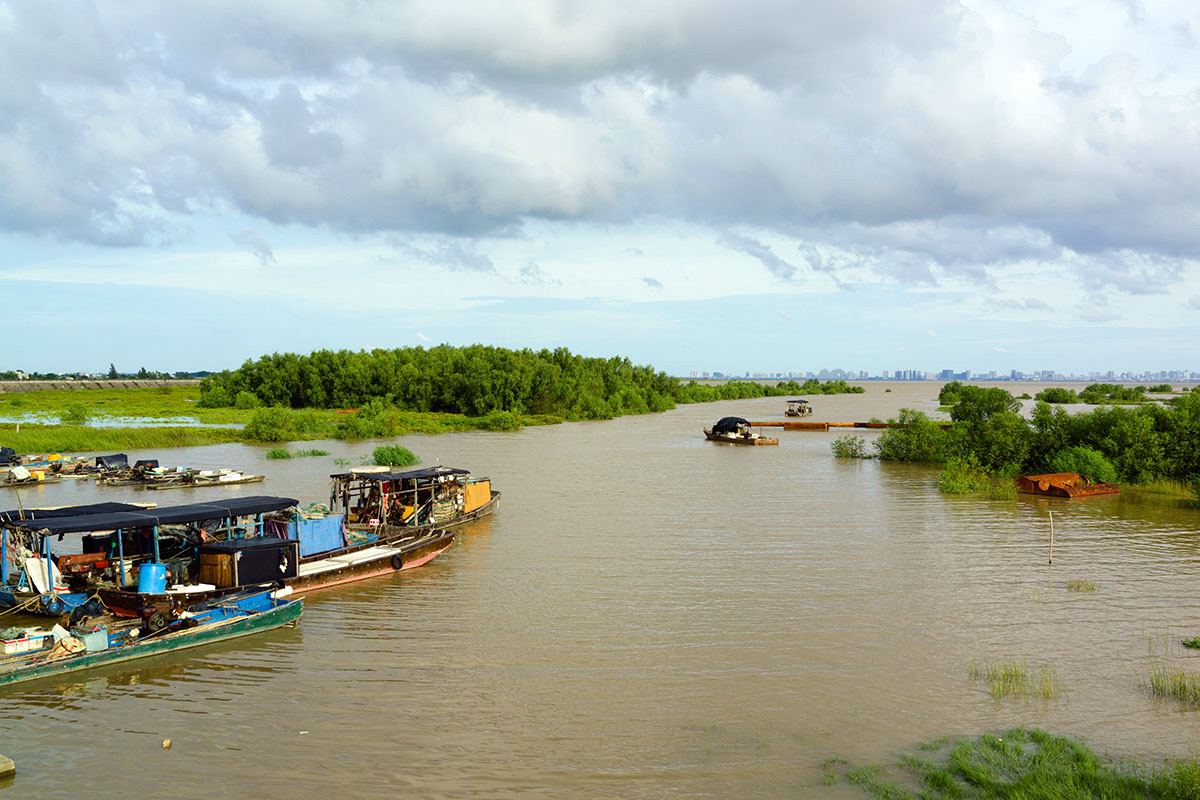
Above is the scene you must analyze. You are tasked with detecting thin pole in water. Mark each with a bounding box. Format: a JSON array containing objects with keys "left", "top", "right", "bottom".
[{"left": 1048, "top": 510, "right": 1055, "bottom": 565}]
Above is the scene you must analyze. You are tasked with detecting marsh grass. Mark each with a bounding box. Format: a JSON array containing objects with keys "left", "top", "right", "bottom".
[
  {"left": 294, "top": 449, "right": 329, "bottom": 457},
  {"left": 987, "top": 480, "right": 1017, "bottom": 501},
  {"left": 828, "top": 727, "right": 1200, "bottom": 799},
  {"left": 938, "top": 458, "right": 990, "bottom": 494},
  {"left": 0, "top": 423, "right": 240, "bottom": 453},
  {"left": 1146, "top": 664, "right": 1200, "bottom": 704},
  {"left": 967, "top": 660, "right": 1063, "bottom": 700},
  {"left": 1129, "top": 479, "right": 1197, "bottom": 500},
  {"left": 1182, "top": 637, "right": 1200, "bottom": 650},
  {"left": 265, "top": 447, "right": 293, "bottom": 459},
  {"left": 1067, "top": 579, "right": 1096, "bottom": 592}
]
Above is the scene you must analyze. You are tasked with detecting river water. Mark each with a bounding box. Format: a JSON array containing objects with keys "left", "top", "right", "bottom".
[{"left": 2, "top": 382, "right": 1199, "bottom": 798}]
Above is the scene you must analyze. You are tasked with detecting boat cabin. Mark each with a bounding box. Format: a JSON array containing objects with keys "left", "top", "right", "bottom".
[
  {"left": 785, "top": 399, "right": 812, "bottom": 417},
  {"left": 329, "top": 467, "right": 493, "bottom": 528}
]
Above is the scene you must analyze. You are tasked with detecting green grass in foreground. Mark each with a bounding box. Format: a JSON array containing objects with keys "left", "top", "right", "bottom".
[{"left": 828, "top": 727, "right": 1200, "bottom": 799}]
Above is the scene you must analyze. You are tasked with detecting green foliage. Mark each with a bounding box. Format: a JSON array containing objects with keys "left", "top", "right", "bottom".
[
  {"left": 874, "top": 409, "right": 949, "bottom": 463},
  {"left": 59, "top": 402, "right": 90, "bottom": 425},
  {"left": 1148, "top": 384, "right": 1173, "bottom": 393},
  {"left": 0, "top": 422, "right": 239, "bottom": 453},
  {"left": 1035, "top": 387, "right": 1078, "bottom": 404},
  {"left": 831, "top": 435, "right": 871, "bottom": 459},
  {"left": 937, "top": 380, "right": 965, "bottom": 405},
  {"left": 372, "top": 445, "right": 419, "bottom": 467},
  {"left": 987, "top": 481, "right": 1018, "bottom": 501},
  {"left": 479, "top": 410, "right": 522, "bottom": 431},
  {"left": 265, "top": 446, "right": 293, "bottom": 459},
  {"left": 242, "top": 407, "right": 294, "bottom": 442},
  {"left": 197, "top": 383, "right": 233, "bottom": 408},
  {"left": 1078, "top": 382, "right": 1149, "bottom": 404},
  {"left": 1049, "top": 446, "right": 1118, "bottom": 484},
  {"left": 938, "top": 458, "right": 990, "bottom": 494},
  {"left": 949, "top": 386, "right": 1020, "bottom": 427},
  {"left": 294, "top": 449, "right": 329, "bottom": 457},
  {"left": 827, "top": 727, "right": 1200, "bottom": 800},
  {"left": 234, "top": 390, "right": 262, "bottom": 409}
]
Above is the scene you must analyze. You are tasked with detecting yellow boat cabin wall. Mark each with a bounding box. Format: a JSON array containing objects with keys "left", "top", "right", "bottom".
[{"left": 463, "top": 480, "right": 491, "bottom": 514}]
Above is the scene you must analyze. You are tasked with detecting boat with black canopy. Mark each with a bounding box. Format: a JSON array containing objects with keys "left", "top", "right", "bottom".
[
  {"left": 703, "top": 417, "right": 779, "bottom": 445},
  {"left": 329, "top": 466, "right": 500, "bottom": 535},
  {"left": 785, "top": 399, "right": 813, "bottom": 417}
]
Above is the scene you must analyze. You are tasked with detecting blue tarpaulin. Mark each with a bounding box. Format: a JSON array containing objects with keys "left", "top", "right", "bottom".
[{"left": 287, "top": 515, "right": 345, "bottom": 557}]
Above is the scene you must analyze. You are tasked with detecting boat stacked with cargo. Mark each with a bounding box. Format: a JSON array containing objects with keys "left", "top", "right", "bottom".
[
  {"left": 92, "top": 455, "right": 264, "bottom": 489},
  {"left": 0, "top": 463, "right": 500, "bottom": 686},
  {"left": 703, "top": 417, "right": 779, "bottom": 445}
]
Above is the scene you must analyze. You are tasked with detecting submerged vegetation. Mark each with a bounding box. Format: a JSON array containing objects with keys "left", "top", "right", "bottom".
[
  {"left": 967, "top": 660, "right": 1063, "bottom": 700},
  {"left": 833, "top": 381, "right": 1200, "bottom": 493},
  {"left": 827, "top": 727, "right": 1200, "bottom": 799},
  {"left": 1145, "top": 664, "right": 1200, "bottom": 705}
]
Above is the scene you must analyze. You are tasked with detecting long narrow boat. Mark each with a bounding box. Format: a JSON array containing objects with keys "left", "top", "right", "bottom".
[
  {"left": 703, "top": 417, "right": 779, "bottom": 445},
  {"left": 0, "top": 589, "right": 301, "bottom": 687},
  {"left": 3, "top": 496, "right": 458, "bottom": 617},
  {"left": 329, "top": 466, "right": 500, "bottom": 537}
]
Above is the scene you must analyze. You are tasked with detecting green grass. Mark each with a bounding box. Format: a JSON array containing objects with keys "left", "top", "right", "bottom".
[
  {"left": 294, "top": 449, "right": 329, "bottom": 457},
  {"left": 987, "top": 480, "right": 1018, "bottom": 500},
  {"left": 1146, "top": 664, "right": 1200, "bottom": 704},
  {"left": 373, "top": 445, "right": 419, "bottom": 467},
  {"left": 967, "top": 660, "right": 1063, "bottom": 700},
  {"left": 0, "top": 385, "right": 251, "bottom": 424},
  {"left": 0, "top": 423, "right": 241, "bottom": 454},
  {"left": 1067, "top": 579, "right": 1096, "bottom": 592},
  {"left": 265, "top": 446, "right": 293, "bottom": 459},
  {"left": 1129, "top": 479, "right": 1197, "bottom": 499},
  {"left": 831, "top": 727, "right": 1200, "bottom": 799},
  {"left": 938, "top": 459, "right": 990, "bottom": 494},
  {"left": 1182, "top": 637, "right": 1200, "bottom": 650}
]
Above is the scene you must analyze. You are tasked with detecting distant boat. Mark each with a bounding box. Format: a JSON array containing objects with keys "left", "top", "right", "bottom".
[
  {"left": 703, "top": 417, "right": 779, "bottom": 445},
  {"left": 0, "top": 588, "right": 301, "bottom": 688},
  {"left": 785, "top": 399, "right": 813, "bottom": 417}
]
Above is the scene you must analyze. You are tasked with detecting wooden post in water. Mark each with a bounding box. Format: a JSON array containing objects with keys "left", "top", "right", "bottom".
[{"left": 1048, "top": 510, "right": 1054, "bottom": 565}]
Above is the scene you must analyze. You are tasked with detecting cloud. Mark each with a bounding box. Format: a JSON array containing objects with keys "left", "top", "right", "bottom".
[
  {"left": 518, "top": 262, "right": 559, "bottom": 285},
  {"left": 926, "top": 329, "right": 937, "bottom": 337},
  {"left": 394, "top": 237, "right": 496, "bottom": 274},
  {"left": 228, "top": 229, "right": 276, "bottom": 265},
  {"left": 416, "top": 332, "right": 432, "bottom": 342},
  {"left": 1189, "top": 295, "right": 1200, "bottom": 310},
  {"left": 626, "top": 248, "right": 643, "bottom": 256},
  {"left": 719, "top": 232, "right": 799, "bottom": 279},
  {"left": 1, "top": 0, "right": 1199, "bottom": 302},
  {"left": 642, "top": 277, "right": 663, "bottom": 288},
  {"left": 776, "top": 309, "right": 793, "bottom": 321},
  {"left": 992, "top": 297, "right": 1054, "bottom": 312}
]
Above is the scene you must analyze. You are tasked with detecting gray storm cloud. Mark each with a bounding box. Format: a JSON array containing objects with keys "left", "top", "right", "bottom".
[{"left": 1, "top": 0, "right": 1199, "bottom": 293}]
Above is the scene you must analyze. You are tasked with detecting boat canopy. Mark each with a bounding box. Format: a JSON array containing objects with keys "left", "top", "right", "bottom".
[
  {"left": 0, "top": 502, "right": 148, "bottom": 525},
  {"left": 711, "top": 417, "right": 750, "bottom": 434},
  {"left": 95, "top": 453, "right": 129, "bottom": 470},
  {"left": 329, "top": 467, "right": 470, "bottom": 483},
  {"left": 8, "top": 495, "right": 298, "bottom": 535}
]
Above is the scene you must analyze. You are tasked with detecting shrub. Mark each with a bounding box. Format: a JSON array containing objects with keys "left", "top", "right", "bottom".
[
  {"left": 243, "top": 407, "right": 292, "bottom": 442},
  {"left": 59, "top": 402, "right": 90, "bottom": 425},
  {"left": 294, "top": 449, "right": 329, "bottom": 457},
  {"left": 831, "top": 435, "right": 871, "bottom": 459},
  {"left": 197, "top": 385, "right": 233, "bottom": 408},
  {"left": 479, "top": 410, "right": 522, "bottom": 432},
  {"left": 234, "top": 391, "right": 262, "bottom": 409},
  {"left": 1147, "top": 384, "right": 1172, "bottom": 393},
  {"left": 938, "top": 458, "right": 990, "bottom": 494},
  {"left": 1049, "top": 446, "right": 1118, "bottom": 484},
  {"left": 373, "top": 445, "right": 419, "bottom": 467},
  {"left": 265, "top": 446, "right": 293, "bottom": 459},
  {"left": 1035, "top": 387, "right": 1078, "bottom": 404},
  {"left": 875, "top": 409, "right": 948, "bottom": 463}
]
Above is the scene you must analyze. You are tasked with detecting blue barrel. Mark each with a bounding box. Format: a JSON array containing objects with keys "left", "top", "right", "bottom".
[{"left": 137, "top": 563, "right": 167, "bottom": 594}]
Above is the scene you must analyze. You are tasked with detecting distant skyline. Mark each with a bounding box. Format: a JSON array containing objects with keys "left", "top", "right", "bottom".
[{"left": 3, "top": 2, "right": 1199, "bottom": 375}]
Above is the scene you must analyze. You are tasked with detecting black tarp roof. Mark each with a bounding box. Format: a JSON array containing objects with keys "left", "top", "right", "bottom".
[
  {"left": 95, "top": 453, "right": 129, "bottom": 470},
  {"left": 0, "top": 502, "right": 148, "bottom": 525},
  {"left": 329, "top": 467, "right": 470, "bottom": 483},
  {"left": 712, "top": 416, "right": 750, "bottom": 433},
  {"left": 6, "top": 495, "right": 298, "bottom": 534}
]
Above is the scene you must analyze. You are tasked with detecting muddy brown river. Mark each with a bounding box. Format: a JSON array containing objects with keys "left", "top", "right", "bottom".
[{"left": 2, "top": 383, "right": 1198, "bottom": 798}]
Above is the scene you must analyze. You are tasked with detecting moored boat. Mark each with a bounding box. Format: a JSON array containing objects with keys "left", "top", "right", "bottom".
[
  {"left": 0, "top": 588, "right": 301, "bottom": 688},
  {"left": 703, "top": 417, "right": 779, "bottom": 445},
  {"left": 329, "top": 466, "right": 500, "bottom": 536},
  {"left": 785, "top": 399, "right": 813, "bottom": 417}
]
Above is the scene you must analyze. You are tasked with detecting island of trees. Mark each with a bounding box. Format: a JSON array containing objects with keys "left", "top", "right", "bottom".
[{"left": 833, "top": 381, "right": 1200, "bottom": 492}]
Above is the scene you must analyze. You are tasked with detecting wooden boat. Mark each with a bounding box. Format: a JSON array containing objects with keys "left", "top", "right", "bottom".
[
  {"left": 703, "top": 417, "right": 779, "bottom": 445},
  {"left": 1016, "top": 473, "right": 1120, "bottom": 498},
  {"left": 329, "top": 466, "right": 500, "bottom": 538},
  {"left": 0, "top": 588, "right": 301, "bottom": 688},
  {"left": 1, "top": 496, "right": 299, "bottom": 616},
  {"left": 146, "top": 471, "right": 265, "bottom": 490},
  {"left": 3, "top": 496, "right": 458, "bottom": 617},
  {"left": 785, "top": 399, "right": 813, "bottom": 417},
  {"left": 2, "top": 466, "right": 62, "bottom": 489}
]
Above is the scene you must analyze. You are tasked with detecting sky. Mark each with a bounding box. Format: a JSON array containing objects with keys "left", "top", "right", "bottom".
[{"left": 2, "top": 0, "right": 1200, "bottom": 377}]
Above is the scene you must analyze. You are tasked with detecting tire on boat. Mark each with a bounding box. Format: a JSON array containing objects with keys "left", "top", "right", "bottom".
[
  {"left": 146, "top": 611, "right": 169, "bottom": 633},
  {"left": 43, "top": 596, "right": 64, "bottom": 615},
  {"left": 390, "top": 554, "right": 404, "bottom": 571}
]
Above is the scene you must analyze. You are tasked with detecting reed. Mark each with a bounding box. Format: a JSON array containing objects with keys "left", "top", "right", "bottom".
[
  {"left": 1067, "top": 579, "right": 1096, "bottom": 592},
  {"left": 1182, "top": 637, "right": 1200, "bottom": 650},
  {"left": 968, "top": 660, "right": 1062, "bottom": 700},
  {"left": 265, "top": 447, "right": 293, "bottom": 459},
  {"left": 1146, "top": 664, "right": 1200, "bottom": 703},
  {"left": 294, "top": 449, "right": 329, "bottom": 457}
]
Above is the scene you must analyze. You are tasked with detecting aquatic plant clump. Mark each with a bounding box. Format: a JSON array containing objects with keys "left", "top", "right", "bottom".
[
  {"left": 1146, "top": 664, "right": 1200, "bottom": 704},
  {"left": 830, "top": 435, "right": 871, "bottom": 459},
  {"left": 372, "top": 445, "right": 419, "bottom": 467},
  {"left": 938, "top": 458, "right": 990, "bottom": 494},
  {"left": 265, "top": 447, "right": 293, "bottom": 459},
  {"left": 967, "top": 660, "right": 1063, "bottom": 700},
  {"left": 1066, "top": 579, "right": 1096, "bottom": 592},
  {"left": 828, "top": 727, "right": 1200, "bottom": 799}
]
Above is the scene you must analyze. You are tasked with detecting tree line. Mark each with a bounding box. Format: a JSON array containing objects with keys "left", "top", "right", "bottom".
[
  {"left": 198, "top": 345, "right": 863, "bottom": 421},
  {"left": 836, "top": 381, "right": 1200, "bottom": 486}
]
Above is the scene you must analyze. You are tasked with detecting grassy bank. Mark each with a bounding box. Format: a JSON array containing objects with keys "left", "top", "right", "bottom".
[
  {"left": 825, "top": 727, "right": 1200, "bottom": 798},
  {"left": 0, "top": 385, "right": 250, "bottom": 425},
  {"left": 1, "top": 423, "right": 242, "bottom": 453}
]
